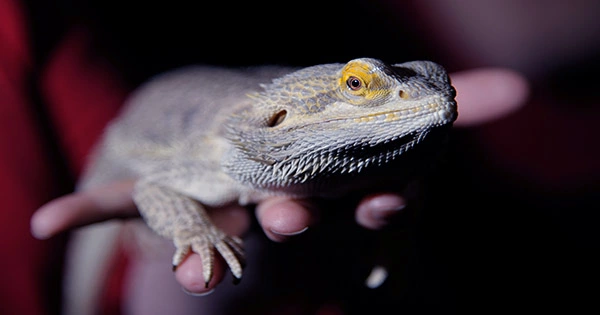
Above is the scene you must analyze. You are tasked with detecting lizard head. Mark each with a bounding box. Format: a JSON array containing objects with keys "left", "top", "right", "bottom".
[{"left": 224, "top": 58, "right": 457, "bottom": 191}]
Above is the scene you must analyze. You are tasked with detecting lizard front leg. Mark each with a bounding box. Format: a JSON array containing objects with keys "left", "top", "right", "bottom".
[{"left": 132, "top": 179, "right": 245, "bottom": 287}]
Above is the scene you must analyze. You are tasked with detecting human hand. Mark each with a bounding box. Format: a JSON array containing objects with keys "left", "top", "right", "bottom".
[{"left": 30, "top": 67, "right": 528, "bottom": 295}]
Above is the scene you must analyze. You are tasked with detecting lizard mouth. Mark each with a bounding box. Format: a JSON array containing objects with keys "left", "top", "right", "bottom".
[
  {"left": 348, "top": 104, "right": 443, "bottom": 124},
  {"left": 292, "top": 103, "right": 446, "bottom": 129}
]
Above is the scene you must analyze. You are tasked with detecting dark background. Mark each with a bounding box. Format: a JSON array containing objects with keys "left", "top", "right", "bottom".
[{"left": 25, "top": 0, "right": 432, "bottom": 85}]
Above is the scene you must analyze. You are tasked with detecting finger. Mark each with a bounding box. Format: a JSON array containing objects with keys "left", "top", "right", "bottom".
[
  {"left": 355, "top": 193, "right": 407, "bottom": 230},
  {"left": 451, "top": 68, "right": 530, "bottom": 127},
  {"left": 30, "top": 180, "right": 137, "bottom": 240},
  {"left": 207, "top": 204, "right": 252, "bottom": 237},
  {"left": 175, "top": 252, "right": 226, "bottom": 295},
  {"left": 255, "top": 196, "right": 315, "bottom": 242}
]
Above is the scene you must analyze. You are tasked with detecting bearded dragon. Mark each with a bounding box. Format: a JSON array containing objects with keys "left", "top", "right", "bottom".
[{"left": 78, "top": 57, "right": 458, "bottom": 287}]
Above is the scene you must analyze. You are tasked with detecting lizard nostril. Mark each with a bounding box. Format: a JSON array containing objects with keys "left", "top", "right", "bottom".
[{"left": 267, "top": 110, "right": 287, "bottom": 127}]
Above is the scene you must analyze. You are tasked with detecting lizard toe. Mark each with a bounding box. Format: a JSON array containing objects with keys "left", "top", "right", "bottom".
[{"left": 208, "top": 228, "right": 245, "bottom": 282}]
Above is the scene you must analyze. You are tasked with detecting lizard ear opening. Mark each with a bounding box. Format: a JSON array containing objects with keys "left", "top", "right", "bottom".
[
  {"left": 267, "top": 110, "right": 287, "bottom": 127},
  {"left": 399, "top": 90, "right": 410, "bottom": 99}
]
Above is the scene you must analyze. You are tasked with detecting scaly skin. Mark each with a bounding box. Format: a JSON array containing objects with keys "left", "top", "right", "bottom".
[{"left": 79, "top": 58, "right": 458, "bottom": 286}]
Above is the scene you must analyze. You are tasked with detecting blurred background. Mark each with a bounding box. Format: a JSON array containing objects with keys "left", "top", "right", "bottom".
[{"left": 1, "top": 0, "right": 598, "bottom": 314}]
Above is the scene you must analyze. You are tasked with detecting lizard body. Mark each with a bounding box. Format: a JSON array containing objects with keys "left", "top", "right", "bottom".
[{"left": 80, "top": 58, "right": 458, "bottom": 285}]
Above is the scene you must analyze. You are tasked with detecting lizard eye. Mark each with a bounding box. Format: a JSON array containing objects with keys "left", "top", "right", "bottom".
[
  {"left": 267, "top": 110, "right": 287, "bottom": 127},
  {"left": 346, "top": 76, "right": 363, "bottom": 91}
]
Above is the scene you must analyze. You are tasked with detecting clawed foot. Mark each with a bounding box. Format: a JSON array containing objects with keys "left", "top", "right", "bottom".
[{"left": 172, "top": 226, "right": 245, "bottom": 287}]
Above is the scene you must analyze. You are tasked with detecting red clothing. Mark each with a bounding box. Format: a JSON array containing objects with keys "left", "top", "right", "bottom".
[{"left": 0, "top": 0, "right": 128, "bottom": 313}]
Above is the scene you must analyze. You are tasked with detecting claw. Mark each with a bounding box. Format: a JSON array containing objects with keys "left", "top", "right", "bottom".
[
  {"left": 172, "top": 244, "right": 191, "bottom": 270},
  {"left": 190, "top": 237, "right": 215, "bottom": 285},
  {"left": 173, "top": 228, "right": 245, "bottom": 287},
  {"left": 214, "top": 239, "right": 243, "bottom": 279}
]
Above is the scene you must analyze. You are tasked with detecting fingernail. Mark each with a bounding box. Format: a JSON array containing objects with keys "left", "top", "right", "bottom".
[
  {"left": 369, "top": 195, "right": 406, "bottom": 220},
  {"left": 182, "top": 287, "right": 215, "bottom": 297},
  {"left": 269, "top": 226, "right": 309, "bottom": 236},
  {"left": 365, "top": 265, "right": 389, "bottom": 289}
]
